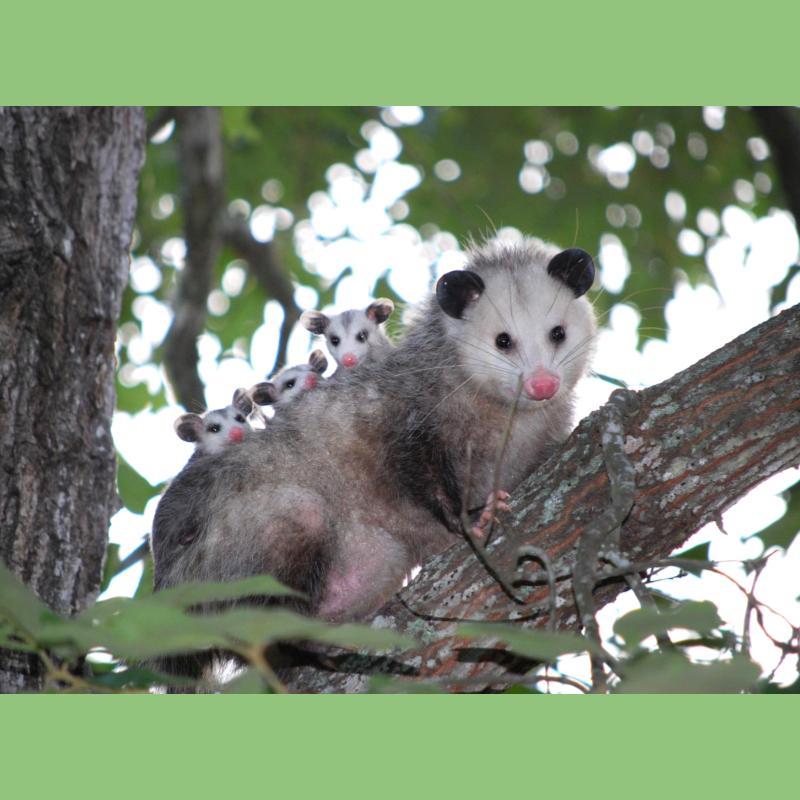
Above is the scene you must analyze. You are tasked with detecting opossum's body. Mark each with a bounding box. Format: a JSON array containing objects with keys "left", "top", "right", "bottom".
[{"left": 153, "top": 238, "right": 597, "bottom": 626}]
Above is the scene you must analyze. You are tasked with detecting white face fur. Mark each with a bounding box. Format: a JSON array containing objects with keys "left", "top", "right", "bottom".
[
  {"left": 442, "top": 240, "right": 597, "bottom": 408},
  {"left": 301, "top": 300, "right": 394, "bottom": 370},
  {"left": 175, "top": 390, "right": 253, "bottom": 456},
  {"left": 270, "top": 363, "right": 323, "bottom": 407}
]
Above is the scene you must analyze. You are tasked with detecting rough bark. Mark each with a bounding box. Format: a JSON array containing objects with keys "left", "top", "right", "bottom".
[
  {"left": 284, "top": 303, "right": 800, "bottom": 692},
  {"left": 0, "top": 107, "right": 145, "bottom": 691},
  {"left": 162, "top": 107, "right": 225, "bottom": 412},
  {"left": 752, "top": 107, "right": 800, "bottom": 234}
]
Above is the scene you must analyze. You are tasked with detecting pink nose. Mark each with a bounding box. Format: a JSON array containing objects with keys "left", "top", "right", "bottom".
[
  {"left": 228, "top": 427, "right": 244, "bottom": 443},
  {"left": 341, "top": 353, "right": 358, "bottom": 368},
  {"left": 303, "top": 374, "right": 318, "bottom": 390},
  {"left": 523, "top": 370, "right": 560, "bottom": 401}
]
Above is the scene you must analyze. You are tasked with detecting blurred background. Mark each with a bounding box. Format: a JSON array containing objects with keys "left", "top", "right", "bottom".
[{"left": 108, "top": 106, "right": 800, "bottom": 689}]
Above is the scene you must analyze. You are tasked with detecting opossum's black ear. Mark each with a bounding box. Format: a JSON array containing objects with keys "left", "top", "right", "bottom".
[
  {"left": 365, "top": 298, "right": 394, "bottom": 324},
  {"left": 436, "top": 270, "right": 485, "bottom": 319},
  {"left": 300, "top": 310, "right": 330, "bottom": 335},
  {"left": 547, "top": 248, "right": 595, "bottom": 297},
  {"left": 175, "top": 414, "right": 203, "bottom": 443},
  {"left": 232, "top": 387, "right": 253, "bottom": 416},
  {"left": 308, "top": 349, "right": 328, "bottom": 374},
  {"left": 251, "top": 382, "right": 278, "bottom": 406}
]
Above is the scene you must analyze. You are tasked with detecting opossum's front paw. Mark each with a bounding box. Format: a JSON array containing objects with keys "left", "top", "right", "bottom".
[{"left": 471, "top": 490, "right": 510, "bottom": 538}]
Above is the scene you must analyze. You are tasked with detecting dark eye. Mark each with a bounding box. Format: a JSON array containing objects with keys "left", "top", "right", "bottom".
[
  {"left": 234, "top": 414, "right": 245, "bottom": 424},
  {"left": 330, "top": 336, "right": 340, "bottom": 347},
  {"left": 356, "top": 330, "right": 368, "bottom": 343},
  {"left": 495, "top": 332, "right": 513, "bottom": 350},
  {"left": 284, "top": 380, "right": 295, "bottom": 390},
  {"left": 549, "top": 325, "right": 566, "bottom": 344},
  {"left": 207, "top": 424, "right": 221, "bottom": 434}
]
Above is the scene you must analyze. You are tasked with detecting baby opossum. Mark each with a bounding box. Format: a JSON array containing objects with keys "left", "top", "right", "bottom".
[
  {"left": 153, "top": 238, "right": 597, "bottom": 646},
  {"left": 174, "top": 388, "right": 253, "bottom": 456},
  {"left": 250, "top": 349, "right": 328, "bottom": 412},
  {"left": 300, "top": 299, "right": 395, "bottom": 371}
]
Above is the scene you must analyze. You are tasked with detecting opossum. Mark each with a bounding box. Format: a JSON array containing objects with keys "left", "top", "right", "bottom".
[
  {"left": 300, "top": 299, "right": 395, "bottom": 371},
  {"left": 152, "top": 238, "right": 597, "bottom": 646},
  {"left": 250, "top": 349, "right": 328, "bottom": 412},
  {"left": 174, "top": 388, "right": 253, "bottom": 456}
]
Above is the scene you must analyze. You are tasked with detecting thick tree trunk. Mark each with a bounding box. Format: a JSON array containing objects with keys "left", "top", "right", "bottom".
[
  {"left": 0, "top": 107, "right": 145, "bottom": 691},
  {"left": 285, "top": 303, "right": 800, "bottom": 691}
]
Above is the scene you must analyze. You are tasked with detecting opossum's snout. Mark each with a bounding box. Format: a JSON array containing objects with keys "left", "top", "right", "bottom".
[
  {"left": 303, "top": 374, "right": 319, "bottom": 390},
  {"left": 523, "top": 370, "right": 560, "bottom": 401},
  {"left": 341, "top": 352, "right": 358, "bottom": 368},
  {"left": 228, "top": 427, "right": 244, "bottom": 444}
]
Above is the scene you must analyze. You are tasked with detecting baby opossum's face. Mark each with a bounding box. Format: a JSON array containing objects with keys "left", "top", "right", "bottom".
[
  {"left": 175, "top": 389, "right": 253, "bottom": 456},
  {"left": 438, "top": 242, "right": 597, "bottom": 407},
  {"left": 251, "top": 349, "right": 328, "bottom": 411},
  {"left": 301, "top": 299, "right": 394, "bottom": 370}
]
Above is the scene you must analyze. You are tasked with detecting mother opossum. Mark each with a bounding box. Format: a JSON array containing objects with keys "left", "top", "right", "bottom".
[{"left": 152, "top": 237, "right": 597, "bottom": 625}]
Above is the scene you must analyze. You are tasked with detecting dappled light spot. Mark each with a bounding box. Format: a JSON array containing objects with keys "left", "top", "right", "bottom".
[
  {"left": 650, "top": 146, "right": 670, "bottom": 168},
  {"left": 555, "top": 130, "right": 579, "bottom": 155},
  {"left": 632, "top": 130, "right": 654, "bottom": 156},
  {"left": 149, "top": 119, "right": 174, "bottom": 144},
  {"left": 697, "top": 208, "right": 721, "bottom": 237},
  {"left": 130, "top": 256, "right": 162, "bottom": 294},
  {"left": 519, "top": 164, "right": 546, "bottom": 194},
  {"left": 606, "top": 204, "right": 625, "bottom": 228},
  {"left": 382, "top": 106, "right": 424, "bottom": 127},
  {"left": 747, "top": 136, "right": 770, "bottom": 161},
  {"left": 221, "top": 262, "right": 247, "bottom": 296},
  {"left": 754, "top": 171, "right": 772, "bottom": 194},
  {"left": 434, "top": 158, "right": 461, "bottom": 181},
  {"left": 598, "top": 234, "right": 630, "bottom": 294},
  {"left": 687, "top": 132, "right": 708, "bottom": 160},
  {"left": 734, "top": 179, "right": 755, "bottom": 205},
  {"left": 160, "top": 237, "right": 186, "bottom": 269},
  {"left": 207, "top": 289, "right": 230, "bottom": 316},
  {"left": 678, "top": 228, "right": 704, "bottom": 257},
  {"left": 703, "top": 106, "right": 726, "bottom": 130},
  {"left": 664, "top": 190, "right": 687, "bottom": 222},
  {"left": 228, "top": 198, "right": 251, "bottom": 218},
  {"left": 545, "top": 176, "right": 566, "bottom": 200},
  {"left": 261, "top": 178, "right": 284, "bottom": 202},
  {"left": 152, "top": 194, "right": 175, "bottom": 220},
  {"left": 250, "top": 205, "right": 277, "bottom": 242},
  {"left": 524, "top": 140, "right": 552, "bottom": 165}
]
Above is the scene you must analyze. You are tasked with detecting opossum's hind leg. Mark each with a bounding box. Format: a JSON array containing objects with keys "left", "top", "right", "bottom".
[
  {"left": 259, "top": 499, "right": 334, "bottom": 615},
  {"left": 471, "top": 489, "right": 511, "bottom": 538}
]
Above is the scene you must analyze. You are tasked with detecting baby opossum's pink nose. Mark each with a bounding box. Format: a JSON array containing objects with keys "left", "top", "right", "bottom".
[
  {"left": 303, "top": 374, "right": 318, "bottom": 390},
  {"left": 228, "top": 427, "right": 244, "bottom": 443},
  {"left": 523, "top": 370, "right": 560, "bottom": 401},
  {"left": 341, "top": 353, "right": 358, "bottom": 368}
]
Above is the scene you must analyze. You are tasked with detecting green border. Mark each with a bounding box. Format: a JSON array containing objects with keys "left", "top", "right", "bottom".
[
  {"left": 1, "top": 696, "right": 797, "bottom": 793},
  {"left": 4, "top": 1, "right": 799, "bottom": 792},
  {"left": 2, "top": 1, "right": 799, "bottom": 103}
]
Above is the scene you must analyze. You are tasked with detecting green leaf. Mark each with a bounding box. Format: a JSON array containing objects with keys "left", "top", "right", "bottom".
[
  {"left": 615, "top": 653, "right": 760, "bottom": 693},
  {"left": 0, "top": 560, "right": 60, "bottom": 636},
  {"left": 149, "top": 575, "right": 304, "bottom": 608},
  {"left": 100, "top": 544, "right": 122, "bottom": 593},
  {"left": 614, "top": 600, "right": 722, "bottom": 646},
  {"left": 456, "top": 622, "right": 603, "bottom": 661},
  {"left": 749, "top": 481, "right": 800, "bottom": 551},
  {"left": 221, "top": 668, "right": 268, "bottom": 693},
  {"left": 116, "top": 454, "right": 161, "bottom": 514}
]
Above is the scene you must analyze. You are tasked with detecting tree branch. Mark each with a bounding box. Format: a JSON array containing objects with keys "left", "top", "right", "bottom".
[
  {"left": 162, "top": 108, "right": 225, "bottom": 412},
  {"left": 752, "top": 107, "right": 800, "bottom": 233},
  {"left": 221, "top": 215, "right": 301, "bottom": 373},
  {"left": 284, "top": 303, "right": 800, "bottom": 691}
]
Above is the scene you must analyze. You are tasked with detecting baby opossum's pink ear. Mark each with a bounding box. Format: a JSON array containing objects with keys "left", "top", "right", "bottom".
[
  {"left": 308, "top": 349, "right": 328, "bottom": 374},
  {"left": 175, "top": 413, "right": 203, "bottom": 443},
  {"left": 232, "top": 387, "right": 253, "bottom": 416},
  {"left": 365, "top": 298, "right": 394, "bottom": 324},
  {"left": 300, "top": 310, "right": 330, "bottom": 335},
  {"left": 547, "top": 248, "right": 595, "bottom": 297},
  {"left": 251, "top": 381, "right": 278, "bottom": 406},
  {"left": 436, "top": 270, "right": 485, "bottom": 319}
]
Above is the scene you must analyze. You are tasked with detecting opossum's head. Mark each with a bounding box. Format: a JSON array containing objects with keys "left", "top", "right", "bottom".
[
  {"left": 301, "top": 299, "right": 394, "bottom": 369},
  {"left": 174, "top": 388, "right": 253, "bottom": 455},
  {"left": 436, "top": 238, "right": 597, "bottom": 406},
  {"left": 252, "top": 349, "right": 328, "bottom": 410}
]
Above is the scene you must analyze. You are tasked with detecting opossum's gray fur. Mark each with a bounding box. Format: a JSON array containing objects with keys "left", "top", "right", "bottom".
[{"left": 152, "top": 237, "right": 597, "bottom": 631}]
